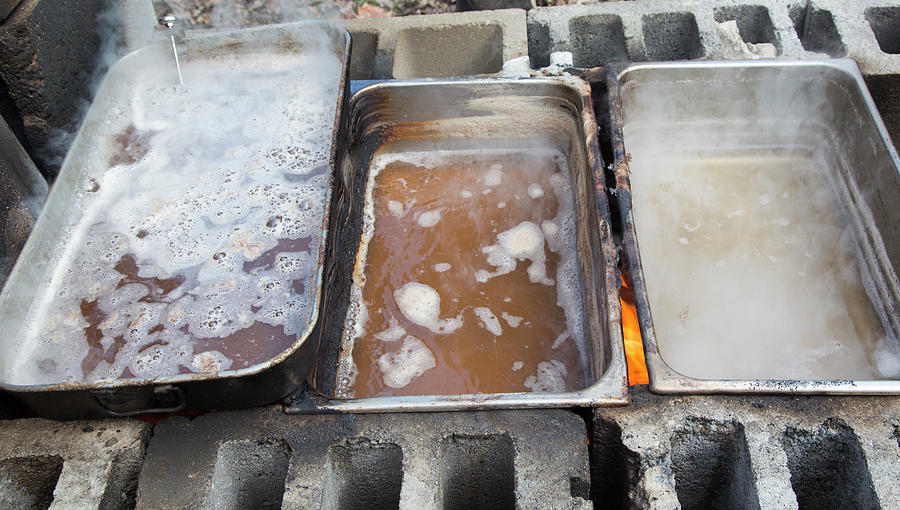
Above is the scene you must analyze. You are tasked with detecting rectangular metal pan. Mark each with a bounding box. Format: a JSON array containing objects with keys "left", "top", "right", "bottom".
[
  {"left": 607, "top": 59, "right": 900, "bottom": 394},
  {"left": 0, "top": 21, "right": 351, "bottom": 418},
  {"left": 287, "top": 77, "right": 629, "bottom": 413}
]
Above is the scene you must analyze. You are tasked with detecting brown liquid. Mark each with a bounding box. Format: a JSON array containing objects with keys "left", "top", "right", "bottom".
[
  {"left": 76, "top": 237, "right": 309, "bottom": 379},
  {"left": 351, "top": 151, "right": 585, "bottom": 397}
]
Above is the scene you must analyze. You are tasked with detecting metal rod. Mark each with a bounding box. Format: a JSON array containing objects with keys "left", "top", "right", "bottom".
[
  {"left": 169, "top": 34, "right": 183, "bottom": 85},
  {"left": 158, "top": 15, "right": 184, "bottom": 85}
]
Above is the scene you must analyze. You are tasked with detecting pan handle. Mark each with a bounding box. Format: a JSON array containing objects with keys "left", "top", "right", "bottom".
[{"left": 90, "top": 385, "right": 186, "bottom": 417}]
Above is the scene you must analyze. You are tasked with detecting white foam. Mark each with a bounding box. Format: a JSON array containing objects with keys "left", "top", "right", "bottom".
[
  {"left": 377, "top": 335, "right": 436, "bottom": 388},
  {"left": 484, "top": 166, "right": 503, "bottom": 186},
  {"left": 433, "top": 263, "right": 451, "bottom": 273},
  {"left": 512, "top": 361, "right": 523, "bottom": 371},
  {"left": 875, "top": 337, "right": 900, "bottom": 378},
  {"left": 475, "top": 221, "right": 553, "bottom": 286},
  {"left": 502, "top": 312, "right": 523, "bottom": 328},
  {"left": 394, "top": 282, "right": 462, "bottom": 334},
  {"left": 460, "top": 190, "right": 472, "bottom": 198},
  {"left": 388, "top": 200, "right": 405, "bottom": 217},
  {"left": 474, "top": 307, "right": 503, "bottom": 336},
  {"left": 417, "top": 209, "right": 441, "bottom": 228},
  {"left": 527, "top": 183, "right": 544, "bottom": 198},
  {"left": 551, "top": 332, "right": 570, "bottom": 349},
  {"left": 524, "top": 360, "right": 567, "bottom": 392},
  {"left": 192, "top": 350, "right": 233, "bottom": 373},
  {"left": 374, "top": 317, "right": 406, "bottom": 342}
]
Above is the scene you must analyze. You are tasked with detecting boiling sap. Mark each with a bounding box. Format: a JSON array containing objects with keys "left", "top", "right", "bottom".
[{"left": 342, "top": 149, "right": 588, "bottom": 397}]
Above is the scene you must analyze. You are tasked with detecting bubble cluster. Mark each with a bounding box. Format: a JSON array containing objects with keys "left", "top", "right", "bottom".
[
  {"left": 474, "top": 307, "right": 503, "bottom": 336},
  {"left": 524, "top": 360, "right": 567, "bottom": 392},
  {"left": 376, "top": 335, "right": 436, "bottom": 388},
  {"left": 475, "top": 221, "right": 554, "bottom": 286},
  {"left": 393, "top": 282, "right": 462, "bottom": 334}
]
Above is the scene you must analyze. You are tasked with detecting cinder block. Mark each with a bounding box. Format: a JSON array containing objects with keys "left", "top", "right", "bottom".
[
  {"left": 0, "top": 417, "right": 150, "bottom": 509},
  {"left": 592, "top": 387, "right": 900, "bottom": 510},
  {"left": 0, "top": 115, "right": 46, "bottom": 287},
  {"left": 136, "top": 407, "right": 591, "bottom": 509},
  {"left": 529, "top": 0, "right": 900, "bottom": 75},
  {"left": 0, "top": 0, "right": 20, "bottom": 21},
  {"left": 0, "top": 0, "right": 155, "bottom": 180},
  {"left": 342, "top": 9, "right": 527, "bottom": 79},
  {"left": 0, "top": 0, "right": 107, "bottom": 178}
]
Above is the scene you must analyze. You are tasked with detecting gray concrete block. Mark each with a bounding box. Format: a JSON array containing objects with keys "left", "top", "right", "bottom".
[
  {"left": 0, "top": 0, "right": 20, "bottom": 22},
  {"left": 0, "top": 417, "right": 150, "bottom": 510},
  {"left": 528, "top": 0, "right": 900, "bottom": 75},
  {"left": 136, "top": 407, "right": 591, "bottom": 509},
  {"left": 591, "top": 387, "right": 900, "bottom": 510},
  {"left": 0, "top": 115, "right": 46, "bottom": 288},
  {"left": 342, "top": 9, "right": 527, "bottom": 79},
  {"left": 0, "top": 0, "right": 108, "bottom": 178}
]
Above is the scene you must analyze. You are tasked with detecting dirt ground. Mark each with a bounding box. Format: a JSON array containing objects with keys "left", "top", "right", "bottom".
[{"left": 152, "top": 0, "right": 612, "bottom": 27}]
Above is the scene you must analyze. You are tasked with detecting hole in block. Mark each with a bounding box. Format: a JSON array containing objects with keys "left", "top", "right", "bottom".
[
  {"left": 527, "top": 21, "right": 551, "bottom": 69},
  {"left": 865, "top": 74, "right": 900, "bottom": 150},
  {"left": 590, "top": 417, "right": 641, "bottom": 509},
  {"left": 781, "top": 419, "right": 880, "bottom": 510},
  {"left": 866, "top": 7, "right": 900, "bottom": 54},
  {"left": 321, "top": 439, "right": 403, "bottom": 510},
  {"left": 642, "top": 12, "right": 704, "bottom": 60},
  {"left": 0, "top": 455, "right": 64, "bottom": 510},
  {"left": 393, "top": 24, "right": 503, "bottom": 78},
  {"left": 789, "top": 5, "right": 846, "bottom": 57},
  {"left": 570, "top": 15, "right": 629, "bottom": 66},
  {"left": 349, "top": 31, "right": 379, "bottom": 80},
  {"left": 206, "top": 439, "right": 291, "bottom": 510},
  {"left": 440, "top": 434, "right": 515, "bottom": 510},
  {"left": 670, "top": 419, "right": 760, "bottom": 510},
  {"left": 714, "top": 5, "right": 780, "bottom": 50}
]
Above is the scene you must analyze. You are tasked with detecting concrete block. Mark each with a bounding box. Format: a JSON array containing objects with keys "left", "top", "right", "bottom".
[
  {"left": 0, "top": 0, "right": 20, "bottom": 22},
  {"left": 0, "top": 0, "right": 108, "bottom": 178},
  {"left": 591, "top": 387, "right": 900, "bottom": 509},
  {"left": 0, "top": 417, "right": 150, "bottom": 509},
  {"left": 342, "top": 9, "right": 527, "bottom": 79},
  {"left": 528, "top": 0, "right": 900, "bottom": 75},
  {"left": 136, "top": 407, "right": 591, "bottom": 509},
  {"left": 0, "top": 115, "right": 46, "bottom": 288}
]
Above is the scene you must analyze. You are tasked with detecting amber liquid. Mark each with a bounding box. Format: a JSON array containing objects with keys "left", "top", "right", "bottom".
[
  {"left": 73, "top": 238, "right": 311, "bottom": 379},
  {"left": 350, "top": 151, "right": 586, "bottom": 397}
]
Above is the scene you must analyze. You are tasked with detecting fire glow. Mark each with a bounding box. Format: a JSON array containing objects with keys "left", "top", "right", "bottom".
[{"left": 621, "top": 275, "right": 648, "bottom": 385}]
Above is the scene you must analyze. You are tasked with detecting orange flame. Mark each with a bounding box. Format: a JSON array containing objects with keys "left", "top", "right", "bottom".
[{"left": 620, "top": 275, "right": 648, "bottom": 385}]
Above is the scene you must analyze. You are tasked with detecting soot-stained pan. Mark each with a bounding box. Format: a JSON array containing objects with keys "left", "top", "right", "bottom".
[
  {"left": 0, "top": 21, "right": 350, "bottom": 418},
  {"left": 287, "top": 77, "right": 629, "bottom": 413}
]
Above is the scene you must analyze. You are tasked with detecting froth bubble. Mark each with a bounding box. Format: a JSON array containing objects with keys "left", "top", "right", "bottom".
[
  {"left": 192, "top": 350, "right": 233, "bottom": 373},
  {"left": 417, "top": 209, "right": 441, "bottom": 228},
  {"left": 474, "top": 307, "right": 503, "bottom": 336},
  {"left": 524, "top": 360, "right": 568, "bottom": 392},
  {"left": 377, "top": 335, "right": 436, "bottom": 388},
  {"left": 394, "top": 282, "right": 462, "bottom": 334},
  {"left": 484, "top": 167, "right": 503, "bottom": 186}
]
